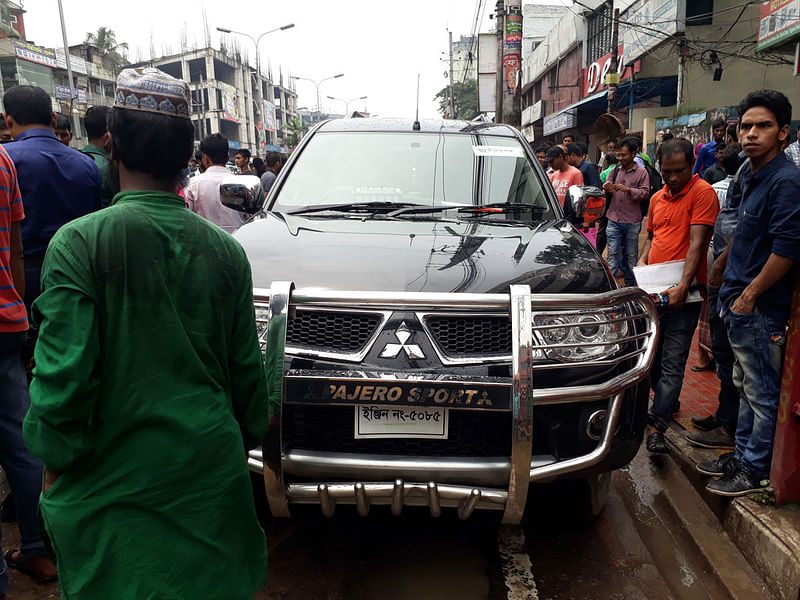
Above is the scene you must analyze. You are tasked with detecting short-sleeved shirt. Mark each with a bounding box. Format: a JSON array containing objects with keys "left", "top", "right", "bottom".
[
  {"left": 0, "top": 145, "right": 26, "bottom": 332},
  {"left": 719, "top": 153, "right": 800, "bottom": 324},
  {"left": 4, "top": 128, "right": 101, "bottom": 257},
  {"left": 549, "top": 166, "right": 583, "bottom": 208},
  {"left": 646, "top": 174, "right": 719, "bottom": 285},
  {"left": 577, "top": 159, "right": 602, "bottom": 188}
]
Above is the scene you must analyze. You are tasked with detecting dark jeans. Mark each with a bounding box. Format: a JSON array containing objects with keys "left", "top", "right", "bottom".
[
  {"left": 0, "top": 332, "right": 47, "bottom": 594},
  {"left": 708, "top": 285, "right": 738, "bottom": 435},
  {"left": 596, "top": 216, "right": 608, "bottom": 254},
  {"left": 724, "top": 307, "right": 786, "bottom": 479},
  {"left": 648, "top": 302, "right": 702, "bottom": 432}
]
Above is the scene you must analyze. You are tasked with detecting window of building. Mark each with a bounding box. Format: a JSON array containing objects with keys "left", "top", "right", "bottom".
[
  {"left": 587, "top": 4, "right": 613, "bottom": 63},
  {"left": 686, "top": 0, "right": 713, "bottom": 26}
]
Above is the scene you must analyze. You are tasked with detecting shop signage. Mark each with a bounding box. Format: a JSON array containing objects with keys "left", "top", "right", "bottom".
[
  {"left": 219, "top": 82, "right": 239, "bottom": 123},
  {"left": 582, "top": 47, "right": 641, "bottom": 98},
  {"left": 758, "top": 0, "right": 800, "bottom": 52},
  {"left": 543, "top": 110, "right": 576, "bottom": 136},
  {"left": 622, "top": 0, "right": 686, "bottom": 64},
  {"left": 56, "top": 48, "right": 87, "bottom": 76},
  {"left": 263, "top": 100, "right": 276, "bottom": 132},
  {"left": 522, "top": 100, "right": 543, "bottom": 126},
  {"left": 13, "top": 40, "right": 57, "bottom": 69},
  {"left": 54, "top": 84, "right": 87, "bottom": 104}
]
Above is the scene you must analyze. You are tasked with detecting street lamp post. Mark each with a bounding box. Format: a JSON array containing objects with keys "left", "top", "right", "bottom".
[
  {"left": 327, "top": 95, "right": 367, "bottom": 116},
  {"left": 290, "top": 74, "right": 344, "bottom": 115},
  {"left": 216, "top": 24, "right": 294, "bottom": 152}
]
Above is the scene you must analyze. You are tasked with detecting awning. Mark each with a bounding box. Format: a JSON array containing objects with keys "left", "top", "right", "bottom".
[{"left": 541, "top": 76, "right": 678, "bottom": 135}]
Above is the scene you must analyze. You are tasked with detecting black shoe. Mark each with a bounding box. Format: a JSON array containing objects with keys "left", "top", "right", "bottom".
[
  {"left": 646, "top": 431, "right": 669, "bottom": 454},
  {"left": 691, "top": 414, "right": 721, "bottom": 431},
  {"left": 706, "top": 467, "right": 763, "bottom": 497},
  {"left": 686, "top": 427, "right": 735, "bottom": 450},
  {"left": 696, "top": 452, "right": 737, "bottom": 476}
]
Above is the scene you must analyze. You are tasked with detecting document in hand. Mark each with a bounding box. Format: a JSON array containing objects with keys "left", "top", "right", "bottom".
[{"left": 632, "top": 260, "right": 703, "bottom": 303}]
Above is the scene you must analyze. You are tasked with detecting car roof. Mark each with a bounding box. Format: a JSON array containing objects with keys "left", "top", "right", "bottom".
[{"left": 315, "top": 117, "right": 519, "bottom": 137}]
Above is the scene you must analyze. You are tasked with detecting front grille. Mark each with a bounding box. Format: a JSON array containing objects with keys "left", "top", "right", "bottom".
[
  {"left": 283, "top": 404, "right": 512, "bottom": 457},
  {"left": 286, "top": 310, "right": 382, "bottom": 354},
  {"left": 426, "top": 316, "right": 512, "bottom": 357}
]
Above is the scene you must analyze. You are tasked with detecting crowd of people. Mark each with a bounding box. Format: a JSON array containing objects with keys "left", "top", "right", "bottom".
[
  {"left": 0, "top": 67, "right": 272, "bottom": 600},
  {"left": 542, "top": 89, "right": 800, "bottom": 498}
]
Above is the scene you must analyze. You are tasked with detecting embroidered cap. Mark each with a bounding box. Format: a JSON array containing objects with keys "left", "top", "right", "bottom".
[{"left": 113, "top": 67, "right": 190, "bottom": 119}]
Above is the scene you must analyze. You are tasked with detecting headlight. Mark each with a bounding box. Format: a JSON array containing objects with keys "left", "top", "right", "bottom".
[{"left": 534, "top": 308, "right": 629, "bottom": 362}]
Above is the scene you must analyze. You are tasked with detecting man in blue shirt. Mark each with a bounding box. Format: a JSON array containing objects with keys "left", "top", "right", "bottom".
[
  {"left": 566, "top": 143, "right": 601, "bottom": 188},
  {"left": 2, "top": 85, "right": 101, "bottom": 314},
  {"left": 693, "top": 117, "right": 727, "bottom": 176},
  {"left": 700, "top": 90, "right": 800, "bottom": 497}
]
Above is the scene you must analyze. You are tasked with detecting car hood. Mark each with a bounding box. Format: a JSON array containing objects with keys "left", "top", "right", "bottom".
[{"left": 233, "top": 212, "right": 613, "bottom": 294}]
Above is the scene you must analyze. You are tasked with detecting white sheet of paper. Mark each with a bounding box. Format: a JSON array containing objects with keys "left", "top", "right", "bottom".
[{"left": 633, "top": 260, "right": 703, "bottom": 303}]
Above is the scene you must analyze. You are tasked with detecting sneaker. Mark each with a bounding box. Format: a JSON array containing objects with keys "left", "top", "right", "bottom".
[
  {"left": 696, "top": 451, "right": 737, "bottom": 476},
  {"left": 706, "top": 467, "right": 762, "bottom": 497},
  {"left": 691, "top": 414, "right": 720, "bottom": 431},
  {"left": 686, "top": 427, "right": 735, "bottom": 450}
]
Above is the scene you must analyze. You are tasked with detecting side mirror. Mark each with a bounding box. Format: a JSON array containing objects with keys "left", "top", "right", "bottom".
[
  {"left": 220, "top": 175, "right": 263, "bottom": 214},
  {"left": 567, "top": 185, "right": 606, "bottom": 226}
]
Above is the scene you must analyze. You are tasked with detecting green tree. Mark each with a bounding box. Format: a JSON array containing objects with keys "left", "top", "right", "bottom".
[
  {"left": 435, "top": 80, "right": 479, "bottom": 120},
  {"left": 85, "top": 26, "right": 128, "bottom": 70},
  {"left": 285, "top": 118, "right": 307, "bottom": 148}
]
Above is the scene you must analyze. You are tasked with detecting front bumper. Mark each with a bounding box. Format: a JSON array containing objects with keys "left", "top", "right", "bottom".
[{"left": 250, "top": 284, "right": 659, "bottom": 524}]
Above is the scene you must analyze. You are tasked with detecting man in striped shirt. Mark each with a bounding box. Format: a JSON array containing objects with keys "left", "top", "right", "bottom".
[{"left": 0, "top": 144, "right": 58, "bottom": 596}]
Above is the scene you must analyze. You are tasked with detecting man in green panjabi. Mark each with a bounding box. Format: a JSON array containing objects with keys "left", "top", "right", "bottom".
[
  {"left": 80, "top": 105, "right": 117, "bottom": 207},
  {"left": 23, "top": 67, "right": 271, "bottom": 599}
]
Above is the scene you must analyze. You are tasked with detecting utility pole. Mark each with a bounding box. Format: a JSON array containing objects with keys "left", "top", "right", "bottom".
[
  {"left": 606, "top": 7, "right": 620, "bottom": 115},
  {"left": 495, "top": 0, "right": 504, "bottom": 122},
  {"left": 56, "top": 0, "right": 82, "bottom": 143},
  {"left": 500, "top": 0, "right": 522, "bottom": 126},
  {"left": 448, "top": 30, "right": 456, "bottom": 119}
]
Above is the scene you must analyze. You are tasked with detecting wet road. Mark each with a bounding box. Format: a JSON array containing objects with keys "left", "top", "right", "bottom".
[{"left": 2, "top": 449, "right": 765, "bottom": 599}]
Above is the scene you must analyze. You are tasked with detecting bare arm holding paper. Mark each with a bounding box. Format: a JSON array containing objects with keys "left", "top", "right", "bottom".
[{"left": 633, "top": 225, "right": 713, "bottom": 305}]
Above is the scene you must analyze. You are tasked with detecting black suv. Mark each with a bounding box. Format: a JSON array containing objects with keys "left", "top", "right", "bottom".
[{"left": 226, "top": 118, "right": 658, "bottom": 524}]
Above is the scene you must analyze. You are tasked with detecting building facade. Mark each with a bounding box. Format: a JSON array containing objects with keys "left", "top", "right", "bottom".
[
  {"left": 132, "top": 47, "right": 298, "bottom": 155},
  {"left": 521, "top": 0, "right": 800, "bottom": 157}
]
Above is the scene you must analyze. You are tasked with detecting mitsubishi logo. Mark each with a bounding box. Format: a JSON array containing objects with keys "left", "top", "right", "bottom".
[{"left": 380, "top": 322, "right": 425, "bottom": 359}]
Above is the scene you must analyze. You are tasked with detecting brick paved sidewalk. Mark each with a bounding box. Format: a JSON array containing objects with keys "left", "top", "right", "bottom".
[{"left": 674, "top": 328, "right": 721, "bottom": 422}]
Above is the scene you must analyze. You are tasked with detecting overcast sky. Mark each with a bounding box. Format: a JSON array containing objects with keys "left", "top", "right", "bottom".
[{"left": 24, "top": 0, "right": 569, "bottom": 118}]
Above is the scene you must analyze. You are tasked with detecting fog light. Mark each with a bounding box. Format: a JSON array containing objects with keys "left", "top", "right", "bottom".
[{"left": 586, "top": 409, "right": 607, "bottom": 441}]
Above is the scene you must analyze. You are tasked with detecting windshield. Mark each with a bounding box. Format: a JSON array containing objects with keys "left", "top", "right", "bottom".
[{"left": 271, "top": 132, "right": 555, "bottom": 220}]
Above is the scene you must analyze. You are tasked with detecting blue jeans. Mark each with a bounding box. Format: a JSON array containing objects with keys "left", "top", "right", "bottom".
[
  {"left": 708, "top": 285, "right": 739, "bottom": 435},
  {"left": 724, "top": 307, "right": 786, "bottom": 479},
  {"left": 648, "top": 302, "right": 702, "bottom": 432},
  {"left": 606, "top": 220, "right": 641, "bottom": 286},
  {"left": 0, "top": 331, "right": 47, "bottom": 594}
]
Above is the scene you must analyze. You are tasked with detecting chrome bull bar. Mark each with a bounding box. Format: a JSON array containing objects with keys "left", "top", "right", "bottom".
[{"left": 255, "top": 283, "right": 659, "bottom": 524}]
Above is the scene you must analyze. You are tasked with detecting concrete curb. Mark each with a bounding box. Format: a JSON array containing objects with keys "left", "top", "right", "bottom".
[
  {"left": 665, "top": 424, "right": 800, "bottom": 600},
  {"left": 638, "top": 450, "right": 773, "bottom": 599}
]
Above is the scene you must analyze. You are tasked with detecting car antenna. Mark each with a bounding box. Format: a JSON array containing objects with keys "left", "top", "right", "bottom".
[{"left": 413, "top": 73, "right": 421, "bottom": 131}]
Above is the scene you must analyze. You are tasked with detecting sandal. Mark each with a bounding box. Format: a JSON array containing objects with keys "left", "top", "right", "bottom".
[
  {"left": 691, "top": 360, "right": 716, "bottom": 372},
  {"left": 3, "top": 549, "right": 58, "bottom": 584},
  {"left": 646, "top": 431, "right": 669, "bottom": 454}
]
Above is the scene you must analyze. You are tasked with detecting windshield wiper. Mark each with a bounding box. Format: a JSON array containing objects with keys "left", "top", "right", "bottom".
[
  {"left": 388, "top": 203, "right": 544, "bottom": 218},
  {"left": 287, "top": 202, "right": 422, "bottom": 215}
]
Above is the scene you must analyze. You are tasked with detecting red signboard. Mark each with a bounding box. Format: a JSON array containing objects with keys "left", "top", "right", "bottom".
[
  {"left": 757, "top": 0, "right": 800, "bottom": 52},
  {"left": 581, "top": 47, "right": 641, "bottom": 99}
]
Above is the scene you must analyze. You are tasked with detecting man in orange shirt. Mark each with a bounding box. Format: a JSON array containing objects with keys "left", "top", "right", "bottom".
[
  {"left": 545, "top": 145, "right": 583, "bottom": 208},
  {"left": 637, "top": 138, "right": 720, "bottom": 454}
]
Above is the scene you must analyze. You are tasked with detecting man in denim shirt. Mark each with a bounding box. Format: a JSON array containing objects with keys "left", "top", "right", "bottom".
[{"left": 701, "top": 90, "right": 800, "bottom": 496}]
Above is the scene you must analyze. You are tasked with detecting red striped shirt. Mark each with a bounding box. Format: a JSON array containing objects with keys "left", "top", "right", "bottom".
[{"left": 0, "top": 144, "right": 26, "bottom": 332}]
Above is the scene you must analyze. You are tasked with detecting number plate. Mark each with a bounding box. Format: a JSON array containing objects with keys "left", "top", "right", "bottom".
[{"left": 354, "top": 405, "right": 449, "bottom": 439}]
